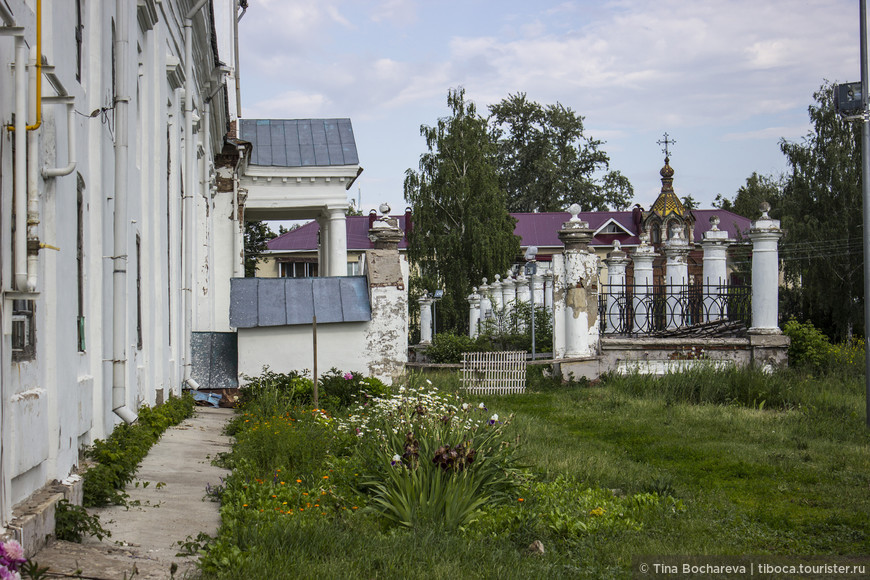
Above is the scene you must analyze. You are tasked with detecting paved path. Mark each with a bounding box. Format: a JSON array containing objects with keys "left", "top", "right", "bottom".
[{"left": 32, "top": 406, "right": 233, "bottom": 579}]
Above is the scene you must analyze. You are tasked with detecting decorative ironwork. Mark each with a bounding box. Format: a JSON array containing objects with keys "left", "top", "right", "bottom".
[{"left": 598, "top": 282, "right": 751, "bottom": 337}]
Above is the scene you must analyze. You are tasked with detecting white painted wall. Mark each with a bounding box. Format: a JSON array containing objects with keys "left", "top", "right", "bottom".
[{"left": 0, "top": 0, "right": 230, "bottom": 527}]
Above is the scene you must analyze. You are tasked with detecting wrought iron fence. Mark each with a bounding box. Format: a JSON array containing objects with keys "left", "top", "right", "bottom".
[{"left": 598, "top": 282, "right": 751, "bottom": 336}]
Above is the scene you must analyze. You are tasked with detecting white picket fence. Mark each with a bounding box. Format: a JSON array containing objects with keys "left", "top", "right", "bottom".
[{"left": 461, "top": 351, "right": 527, "bottom": 394}]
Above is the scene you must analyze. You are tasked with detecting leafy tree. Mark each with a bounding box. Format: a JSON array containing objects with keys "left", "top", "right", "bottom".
[
  {"left": 713, "top": 172, "right": 783, "bottom": 219},
  {"left": 778, "top": 82, "right": 863, "bottom": 340},
  {"left": 488, "top": 93, "right": 633, "bottom": 212},
  {"left": 244, "top": 220, "right": 276, "bottom": 277},
  {"left": 404, "top": 88, "right": 521, "bottom": 334},
  {"left": 681, "top": 195, "right": 698, "bottom": 210}
]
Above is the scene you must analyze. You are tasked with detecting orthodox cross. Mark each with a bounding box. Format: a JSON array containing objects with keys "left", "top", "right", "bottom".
[{"left": 657, "top": 132, "right": 676, "bottom": 158}]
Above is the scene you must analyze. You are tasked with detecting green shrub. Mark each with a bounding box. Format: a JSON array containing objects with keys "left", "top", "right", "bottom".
[
  {"left": 424, "top": 332, "right": 482, "bottom": 364},
  {"left": 82, "top": 393, "right": 194, "bottom": 507},
  {"left": 317, "top": 368, "right": 390, "bottom": 410},
  {"left": 55, "top": 499, "right": 110, "bottom": 542},
  {"left": 783, "top": 318, "right": 832, "bottom": 371},
  {"left": 339, "top": 376, "right": 523, "bottom": 530}
]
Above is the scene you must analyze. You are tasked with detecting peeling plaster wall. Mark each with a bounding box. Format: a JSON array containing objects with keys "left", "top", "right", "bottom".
[
  {"left": 553, "top": 251, "right": 601, "bottom": 358},
  {"left": 363, "top": 250, "right": 409, "bottom": 383}
]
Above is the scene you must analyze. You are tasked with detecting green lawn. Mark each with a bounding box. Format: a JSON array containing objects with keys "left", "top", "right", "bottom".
[{"left": 201, "top": 367, "right": 870, "bottom": 579}]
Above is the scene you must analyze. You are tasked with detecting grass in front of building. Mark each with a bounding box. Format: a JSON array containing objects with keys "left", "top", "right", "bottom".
[{"left": 200, "top": 365, "right": 869, "bottom": 579}]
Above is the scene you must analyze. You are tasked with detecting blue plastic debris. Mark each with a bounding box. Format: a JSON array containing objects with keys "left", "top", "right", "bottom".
[{"left": 189, "top": 389, "right": 222, "bottom": 408}]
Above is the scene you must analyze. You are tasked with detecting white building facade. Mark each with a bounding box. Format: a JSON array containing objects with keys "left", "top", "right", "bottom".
[{"left": 0, "top": 0, "right": 234, "bottom": 539}]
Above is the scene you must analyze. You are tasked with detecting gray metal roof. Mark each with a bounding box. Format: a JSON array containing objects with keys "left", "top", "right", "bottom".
[
  {"left": 230, "top": 277, "right": 371, "bottom": 328},
  {"left": 239, "top": 119, "right": 359, "bottom": 167}
]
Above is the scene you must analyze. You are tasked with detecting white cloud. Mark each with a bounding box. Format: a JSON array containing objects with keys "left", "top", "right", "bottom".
[{"left": 722, "top": 125, "right": 811, "bottom": 142}]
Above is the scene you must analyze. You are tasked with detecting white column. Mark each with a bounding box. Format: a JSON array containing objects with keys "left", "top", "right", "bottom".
[
  {"left": 317, "top": 216, "right": 328, "bottom": 276},
  {"left": 490, "top": 274, "right": 503, "bottom": 312},
  {"left": 557, "top": 205, "right": 599, "bottom": 358},
  {"left": 532, "top": 270, "right": 545, "bottom": 305},
  {"left": 501, "top": 271, "right": 516, "bottom": 309},
  {"left": 419, "top": 296, "right": 434, "bottom": 343},
  {"left": 514, "top": 273, "right": 530, "bottom": 331},
  {"left": 478, "top": 278, "right": 492, "bottom": 324},
  {"left": 468, "top": 289, "right": 481, "bottom": 338},
  {"left": 543, "top": 269, "right": 554, "bottom": 312},
  {"left": 603, "top": 242, "right": 629, "bottom": 333},
  {"left": 701, "top": 215, "right": 733, "bottom": 322},
  {"left": 664, "top": 241, "right": 690, "bottom": 329},
  {"left": 327, "top": 207, "right": 348, "bottom": 277},
  {"left": 748, "top": 204, "right": 783, "bottom": 333},
  {"left": 515, "top": 272, "right": 530, "bottom": 304},
  {"left": 632, "top": 238, "right": 658, "bottom": 333}
]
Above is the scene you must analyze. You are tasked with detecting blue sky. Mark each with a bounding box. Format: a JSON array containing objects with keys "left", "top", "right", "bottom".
[{"left": 224, "top": 0, "right": 860, "bottom": 215}]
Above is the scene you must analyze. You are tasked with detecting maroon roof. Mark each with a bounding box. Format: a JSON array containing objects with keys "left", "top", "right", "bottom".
[
  {"left": 267, "top": 215, "right": 411, "bottom": 252},
  {"left": 266, "top": 210, "right": 751, "bottom": 252}
]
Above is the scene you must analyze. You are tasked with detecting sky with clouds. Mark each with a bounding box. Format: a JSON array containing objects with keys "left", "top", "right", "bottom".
[{"left": 221, "top": 0, "right": 861, "bottom": 215}]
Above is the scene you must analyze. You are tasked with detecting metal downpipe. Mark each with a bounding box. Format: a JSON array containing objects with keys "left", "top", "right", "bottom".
[{"left": 112, "top": 0, "right": 135, "bottom": 423}]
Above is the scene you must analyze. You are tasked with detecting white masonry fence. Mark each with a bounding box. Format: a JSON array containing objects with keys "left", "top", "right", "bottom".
[{"left": 461, "top": 351, "right": 527, "bottom": 395}]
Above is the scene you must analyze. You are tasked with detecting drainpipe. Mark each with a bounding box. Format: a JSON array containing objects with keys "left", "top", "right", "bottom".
[
  {"left": 232, "top": 146, "right": 244, "bottom": 277},
  {"left": 25, "top": 47, "right": 39, "bottom": 292},
  {"left": 13, "top": 36, "right": 26, "bottom": 291},
  {"left": 233, "top": 0, "right": 245, "bottom": 118},
  {"left": 42, "top": 97, "right": 76, "bottom": 178},
  {"left": 1, "top": 0, "right": 20, "bottom": 533},
  {"left": 112, "top": 0, "right": 136, "bottom": 423},
  {"left": 183, "top": 0, "right": 208, "bottom": 391}
]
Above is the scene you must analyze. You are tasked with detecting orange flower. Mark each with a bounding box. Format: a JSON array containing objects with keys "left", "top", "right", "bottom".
[
  {"left": 323, "top": 476, "right": 329, "bottom": 479},
  {"left": 296, "top": 479, "right": 302, "bottom": 483},
  {"left": 518, "top": 498, "right": 524, "bottom": 502}
]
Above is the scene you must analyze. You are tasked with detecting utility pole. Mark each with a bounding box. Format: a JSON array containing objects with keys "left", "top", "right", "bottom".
[{"left": 861, "top": 0, "right": 870, "bottom": 428}]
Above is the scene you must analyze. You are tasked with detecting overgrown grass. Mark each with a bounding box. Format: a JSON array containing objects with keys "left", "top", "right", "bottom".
[{"left": 203, "top": 365, "right": 870, "bottom": 578}]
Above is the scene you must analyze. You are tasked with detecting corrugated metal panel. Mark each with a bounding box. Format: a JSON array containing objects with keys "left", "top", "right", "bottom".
[
  {"left": 285, "top": 278, "right": 315, "bottom": 325},
  {"left": 230, "top": 278, "right": 260, "bottom": 328},
  {"left": 191, "top": 332, "right": 239, "bottom": 389},
  {"left": 283, "top": 120, "right": 302, "bottom": 167},
  {"left": 338, "top": 119, "right": 358, "bottom": 164},
  {"left": 230, "top": 277, "right": 371, "bottom": 328},
  {"left": 324, "top": 120, "right": 343, "bottom": 165},
  {"left": 312, "top": 277, "right": 343, "bottom": 321},
  {"left": 298, "top": 119, "right": 315, "bottom": 166},
  {"left": 258, "top": 278, "right": 287, "bottom": 326},
  {"left": 339, "top": 277, "right": 371, "bottom": 321},
  {"left": 270, "top": 121, "right": 287, "bottom": 166},
  {"left": 311, "top": 120, "right": 330, "bottom": 166},
  {"left": 256, "top": 120, "right": 272, "bottom": 165},
  {"left": 239, "top": 119, "right": 359, "bottom": 168}
]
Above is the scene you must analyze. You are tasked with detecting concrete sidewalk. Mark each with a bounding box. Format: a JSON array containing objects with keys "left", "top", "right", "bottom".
[{"left": 32, "top": 406, "right": 233, "bottom": 579}]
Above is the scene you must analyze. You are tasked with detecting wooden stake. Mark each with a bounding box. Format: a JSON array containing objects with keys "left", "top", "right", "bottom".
[{"left": 312, "top": 315, "right": 318, "bottom": 409}]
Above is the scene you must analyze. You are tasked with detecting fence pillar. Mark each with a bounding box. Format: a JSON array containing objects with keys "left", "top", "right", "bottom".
[
  {"left": 514, "top": 272, "right": 530, "bottom": 331},
  {"left": 478, "top": 278, "right": 492, "bottom": 325},
  {"left": 419, "top": 296, "right": 434, "bottom": 343},
  {"left": 603, "top": 241, "right": 630, "bottom": 333},
  {"left": 632, "top": 235, "right": 658, "bottom": 333},
  {"left": 701, "top": 215, "right": 733, "bottom": 322},
  {"left": 663, "top": 229, "right": 691, "bottom": 329},
  {"left": 543, "top": 268, "right": 554, "bottom": 312},
  {"left": 748, "top": 202, "right": 783, "bottom": 333},
  {"left": 501, "top": 271, "right": 516, "bottom": 309},
  {"left": 490, "top": 274, "right": 503, "bottom": 313},
  {"left": 468, "top": 289, "right": 481, "bottom": 338},
  {"left": 556, "top": 204, "right": 599, "bottom": 357}
]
